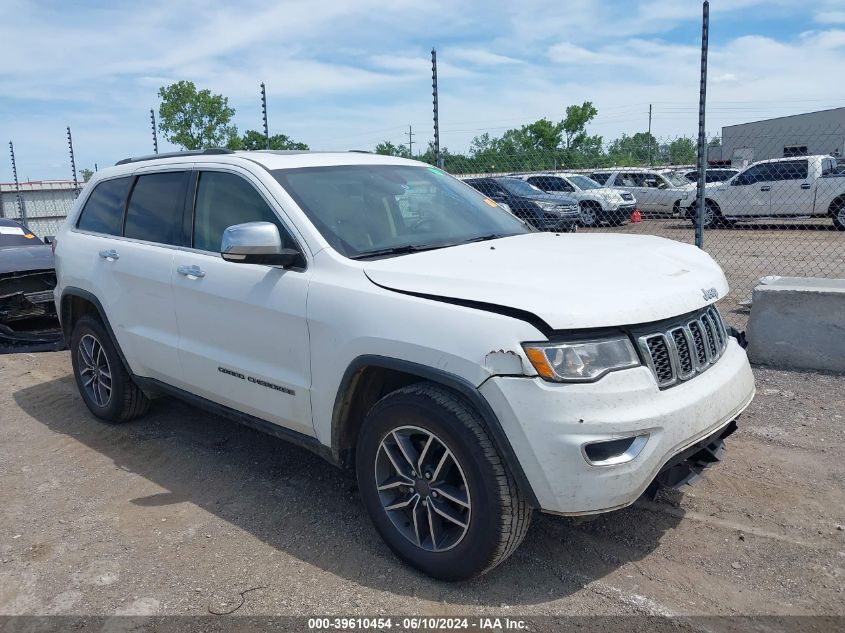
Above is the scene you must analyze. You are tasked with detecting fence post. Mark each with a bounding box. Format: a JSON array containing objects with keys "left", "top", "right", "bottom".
[
  {"left": 694, "top": 0, "right": 710, "bottom": 249},
  {"left": 9, "top": 141, "right": 26, "bottom": 224},
  {"left": 150, "top": 108, "right": 159, "bottom": 154},
  {"left": 431, "top": 48, "right": 442, "bottom": 168},
  {"left": 261, "top": 82, "right": 270, "bottom": 150},
  {"left": 67, "top": 126, "right": 79, "bottom": 193}
]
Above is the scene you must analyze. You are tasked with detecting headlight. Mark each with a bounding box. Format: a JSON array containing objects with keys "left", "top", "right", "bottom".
[
  {"left": 535, "top": 201, "right": 559, "bottom": 211},
  {"left": 523, "top": 337, "right": 640, "bottom": 382}
]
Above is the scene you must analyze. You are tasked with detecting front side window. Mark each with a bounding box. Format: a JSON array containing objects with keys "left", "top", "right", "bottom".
[
  {"left": 76, "top": 176, "right": 133, "bottom": 235},
  {"left": 272, "top": 165, "right": 528, "bottom": 258},
  {"left": 735, "top": 164, "right": 774, "bottom": 185},
  {"left": 590, "top": 173, "right": 610, "bottom": 184},
  {"left": 124, "top": 172, "right": 188, "bottom": 245},
  {"left": 193, "top": 171, "right": 297, "bottom": 253}
]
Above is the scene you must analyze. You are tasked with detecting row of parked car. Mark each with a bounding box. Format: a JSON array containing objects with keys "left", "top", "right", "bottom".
[{"left": 463, "top": 154, "right": 845, "bottom": 231}]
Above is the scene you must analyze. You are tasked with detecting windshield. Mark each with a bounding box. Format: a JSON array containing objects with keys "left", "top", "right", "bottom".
[
  {"left": 664, "top": 173, "right": 689, "bottom": 187},
  {"left": 0, "top": 223, "right": 40, "bottom": 247},
  {"left": 497, "top": 178, "right": 543, "bottom": 197},
  {"left": 566, "top": 175, "right": 602, "bottom": 190},
  {"left": 271, "top": 165, "right": 529, "bottom": 258}
]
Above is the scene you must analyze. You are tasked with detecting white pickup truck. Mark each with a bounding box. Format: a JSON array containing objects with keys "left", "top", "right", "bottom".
[{"left": 680, "top": 155, "right": 845, "bottom": 229}]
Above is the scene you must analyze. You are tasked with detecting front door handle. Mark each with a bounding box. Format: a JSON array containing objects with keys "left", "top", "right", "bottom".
[
  {"left": 177, "top": 264, "right": 205, "bottom": 278},
  {"left": 98, "top": 249, "right": 119, "bottom": 260},
  {"left": 760, "top": 185, "right": 771, "bottom": 191},
  {"left": 800, "top": 183, "right": 811, "bottom": 189}
]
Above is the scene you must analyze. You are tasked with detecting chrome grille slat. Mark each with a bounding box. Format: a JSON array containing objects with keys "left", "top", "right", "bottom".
[{"left": 638, "top": 306, "right": 728, "bottom": 389}]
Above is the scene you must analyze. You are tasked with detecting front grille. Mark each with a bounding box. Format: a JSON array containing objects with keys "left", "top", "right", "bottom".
[{"left": 637, "top": 306, "right": 729, "bottom": 389}]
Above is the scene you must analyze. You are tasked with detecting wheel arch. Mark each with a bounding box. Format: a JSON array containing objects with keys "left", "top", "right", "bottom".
[
  {"left": 827, "top": 194, "right": 845, "bottom": 216},
  {"left": 60, "top": 287, "right": 132, "bottom": 374},
  {"left": 331, "top": 355, "right": 540, "bottom": 508}
]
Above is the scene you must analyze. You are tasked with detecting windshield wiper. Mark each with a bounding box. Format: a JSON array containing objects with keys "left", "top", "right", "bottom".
[{"left": 349, "top": 243, "right": 448, "bottom": 260}]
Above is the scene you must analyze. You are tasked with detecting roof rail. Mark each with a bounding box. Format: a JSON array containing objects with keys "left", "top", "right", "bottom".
[{"left": 115, "top": 148, "right": 234, "bottom": 166}]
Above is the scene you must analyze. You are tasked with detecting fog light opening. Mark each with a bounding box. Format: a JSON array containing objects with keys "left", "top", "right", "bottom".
[{"left": 583, "top": 434, "right": 649, "bottom": 466}]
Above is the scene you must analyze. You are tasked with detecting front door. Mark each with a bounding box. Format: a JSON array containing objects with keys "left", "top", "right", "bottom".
[
  {"left": 767, "top": 159, "right": 815, "bottom": 216},
  {"left": 172, "top": 168, "right": 314, "bottom": 436},
  {"left": 722, "top": 163, "right": 773, "bottom": 217}
]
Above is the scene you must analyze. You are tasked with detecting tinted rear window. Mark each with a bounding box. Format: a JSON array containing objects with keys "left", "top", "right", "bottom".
[
  {"left": 76, "top": 176, "right": 133, "bottom": 235},
  {"left": 124, "top": 172, "right": 188, "bottom": 245}
]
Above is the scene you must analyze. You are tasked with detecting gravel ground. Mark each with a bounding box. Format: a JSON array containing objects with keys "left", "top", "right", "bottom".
[{"left": 0, "top": 351, "right": 843, "bottom": 628}]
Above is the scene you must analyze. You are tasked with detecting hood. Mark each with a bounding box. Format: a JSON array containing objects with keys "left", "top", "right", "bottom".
[
  {"left": 0, "top": 245, "right": 55, "bottom": 276},
  {"left": 518, "top": 191, "right": 578, "bottom": 206},
  {"left": 363, "top": 233, "right": 727, "bottom": 331}
]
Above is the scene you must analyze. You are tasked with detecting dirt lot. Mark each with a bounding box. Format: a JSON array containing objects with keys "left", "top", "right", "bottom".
[
  {"left": 1, "top": 350, "right": 843, "bottom": 627},
  {"left": 586, "top": 218, "right": 845, "bottom": 329}
]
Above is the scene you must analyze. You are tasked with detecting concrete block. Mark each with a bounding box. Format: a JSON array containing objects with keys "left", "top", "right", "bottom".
[{"left": 747, "top": 276, "right": 845, "bottom": 373}]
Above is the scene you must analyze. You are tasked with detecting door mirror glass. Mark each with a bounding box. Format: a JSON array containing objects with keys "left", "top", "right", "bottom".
[{"left": 221, "top": 222, "right": 301, "bottom": 267}]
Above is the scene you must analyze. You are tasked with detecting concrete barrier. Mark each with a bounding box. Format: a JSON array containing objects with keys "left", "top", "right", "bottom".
[{"left": 747, "top": 276, "right": 845, "bottom": 373}]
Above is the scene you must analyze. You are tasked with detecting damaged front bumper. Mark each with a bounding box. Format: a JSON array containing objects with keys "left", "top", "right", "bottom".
[{"left": 0, "top": 270, "right": 65, "bottom": 353}]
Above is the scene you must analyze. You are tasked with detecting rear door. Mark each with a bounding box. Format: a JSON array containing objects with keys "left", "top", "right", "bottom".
[
  {"left": 767, "top": 159, "right": 814, "bottom": 216},
  {"left": 172, "top": 166, "right": 314, "bottom": 436},
  {"left": 73, "top": 169, "right": 187, "bottom": 383}
]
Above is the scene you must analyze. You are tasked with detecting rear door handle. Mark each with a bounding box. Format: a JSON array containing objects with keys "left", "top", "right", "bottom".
[
  {"left": 98, "top": 249, "right": 119, "bottom": 260},
  {"left": 760, "top": 185, "right": 771, "bottom": 191},
  {"left": 177, "top": 264, "right": 205, "bottom": 278},
  {"left": 800, "top": 183, "right": 811, "bottom": 189}
]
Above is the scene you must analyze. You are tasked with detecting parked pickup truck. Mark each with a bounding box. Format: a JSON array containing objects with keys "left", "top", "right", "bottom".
[{"left": 679, "top": 155, "right": 845, "bottom": 230}]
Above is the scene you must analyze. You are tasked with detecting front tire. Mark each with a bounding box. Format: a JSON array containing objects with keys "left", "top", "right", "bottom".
[
  {"left": 70, "top": 315, "right": 149, "bottom": 423},
  {"left": 356, "top": 383, "right": 531, "bottom": 580},
  {"left": 579, "top": 201, "right": 600, "bottom": 227},
  {"left": 690, "top": 199, "right": 731, "bottom": 229}
]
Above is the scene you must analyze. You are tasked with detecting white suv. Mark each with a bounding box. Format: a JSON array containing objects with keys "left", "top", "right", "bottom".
[{"left": 53, "top": 149, "right": 756, "bottom": 580}]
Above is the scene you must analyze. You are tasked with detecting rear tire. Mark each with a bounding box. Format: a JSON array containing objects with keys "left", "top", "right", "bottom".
[
  {"left": 831, "top": 200, "right": 845, "bottom": 231},
  {"left": 355, "top": 382, "right": 531, "bottom": 580},
  {"left": 70, "top": 315, "right": 149, "bottom": 423}
]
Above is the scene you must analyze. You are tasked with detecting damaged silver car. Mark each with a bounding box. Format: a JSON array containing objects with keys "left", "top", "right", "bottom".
[{"left": 0, "top": 219, "right": 64, "bottom": 353}]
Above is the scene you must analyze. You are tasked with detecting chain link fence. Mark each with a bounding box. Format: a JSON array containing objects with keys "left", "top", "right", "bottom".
[{"left": 438, "top": 128, "right": 845, "bottom": 329}]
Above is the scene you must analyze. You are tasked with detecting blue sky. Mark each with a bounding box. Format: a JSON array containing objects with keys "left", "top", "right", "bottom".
[{"left": 2, "top": 0, "right": 845, "bottom": 180}]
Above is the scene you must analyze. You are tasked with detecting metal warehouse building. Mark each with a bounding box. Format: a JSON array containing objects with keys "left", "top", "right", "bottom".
[
  {"left": 710, "top": 107, "right": 845, "bottom": 168},
  {"left": 0, "top": 180, "right": 79, "bottom": 238}
]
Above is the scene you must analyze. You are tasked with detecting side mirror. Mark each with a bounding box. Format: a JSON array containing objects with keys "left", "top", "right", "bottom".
[
  {"left": 221, "top": 222, "right": 302, "bottom": 268},
  {"left": 43, "top": 235, "right": 55, "bottom": 245}
]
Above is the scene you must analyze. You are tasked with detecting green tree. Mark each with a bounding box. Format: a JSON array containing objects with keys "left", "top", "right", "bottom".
[
  {"left": 79, "top": 168, "right": 94, "bottom": 182},
  {"left": 157, "top": 81, "right": 237, "bottom": 150},
  {"left": 232, "top": 129, "right": 308, "bottom": 150},
  {"left": 606, "top": 132, "right": 659, "bottom": 165},
  {"left": 667, "top": 137, "right": 697, "bottom": 165},
  {"left": 374, "top": 140, "right": 411, "bottom": 158},
  {"left": 562, "top": 101, "right": 599, "bottom": 150}
]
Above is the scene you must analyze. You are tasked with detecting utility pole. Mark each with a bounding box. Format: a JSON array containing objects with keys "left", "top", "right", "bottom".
[
  {"left": 150, "top": 108, "right": 159, "bottom": 154},
  {"left": 261, "top": 82, "right": 270, "bottom": 149},
  {"left": 431, "top": 48, "right": 442, "bottom": 168},
  {"left": 647, "top": 104, "right": 653, "bottom": 166},
  {"left": 8, "top": 141, "right": 26, "bottom": 222},
  {"left": 405, "top": 125, "right": 415, "bottom": 156},
  {"left": 67, "top": 126, "right": 78, "bottom": 193},
  {"left": 694, "top": 1, "right": 710, "bottom": 249}
]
